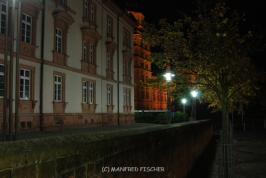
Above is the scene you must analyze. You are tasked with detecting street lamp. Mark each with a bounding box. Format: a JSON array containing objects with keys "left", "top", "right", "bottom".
[
  {"left": 190, "top": 89, "right": 199, "bottom": 121},
  {"left": 163, "top": 72, "right": 175, "bottom": 123},
  {"left": 181, "top": 98, "right": 187, "bottom": 114},
  {"left": 163, "top": 72, "right": 175, "bottom": 82}
]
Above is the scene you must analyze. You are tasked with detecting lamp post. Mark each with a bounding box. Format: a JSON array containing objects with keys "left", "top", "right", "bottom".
[
  {"left": 190, "top": 90, "right": 199, "bottom": 121},
  {"left": 163, "top": 72, "right": 175, "bottom": 123},
  {"left": 181, "top": 98, "right": 187, "bottom": 114}
]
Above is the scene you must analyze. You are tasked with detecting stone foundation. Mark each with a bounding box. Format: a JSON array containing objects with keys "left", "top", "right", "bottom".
[{"left": 0, "top": 113, "right": 135, "bottom": 132}]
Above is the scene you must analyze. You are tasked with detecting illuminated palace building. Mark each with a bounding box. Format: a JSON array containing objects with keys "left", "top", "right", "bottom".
[
  {"left": 130, "top": 12, "right": 168, "bottom": 111},
  {"left": 0, "top": 0, "right": 135, "bottom": 133}
]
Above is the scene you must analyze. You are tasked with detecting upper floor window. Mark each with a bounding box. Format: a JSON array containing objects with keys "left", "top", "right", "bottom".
[
  {"left": 107, "top": 84, "right": 113, "bottom": 106},
  {"left": 21, "top": 13, "right": 32, "bottom": 44},
  {"left": 123, "top": 28, "right": 131, "bottom": 48},
  {"left": 59, "top": 0, "right": 67, "bottom": 6},
  {"left": 88, "top": 43, "right": 96, "bottom": 64},
  {"left": 107, "top": 15, "right": 113, "bottom": 38},
  {"left": 89, "top": 2, "right": 96, "bottom": 24},
  {"left": 123, "top": 56, "right": 131, "bottom": 80},
  {"left": 55, "top": 28, "right": 63, "bottom": 53},
  {"left": 0, "top": 2, "right": 7, "bottom": 35},
  {"left": 82, "top": 80, "right": 95, "bottom": 104},
  {"left": 83, "top": 0, "right": 96, "bottom": 25},
  {"left": 106, "top": 48, "right": 112, "bottom": 70},
  {"left": 54, "top": 74, "right": 63, "bottom": 102},
  {"left": 0, "top": 64, "right": 4, "bottom": 97},
  {"left": 20, "top": 69, "right": 31, "bottom": 100},
  {"left": 82, "top": 42, "right": 88, "bottom": 61}
]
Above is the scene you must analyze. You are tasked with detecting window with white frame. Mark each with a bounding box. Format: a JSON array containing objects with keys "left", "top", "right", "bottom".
[
  {"left": 21, "top": 13, "right": 32, "bottom": 44},
  {"left": 82, "top": 80, "right": 95, "bottom": 104},
  {"left": 88, "top": 43, "right": 96, "bottom": 64},
  {"left": 89, "top": 2, "right": 96, "bottom": 24},
  {"left": 83, "top": 0, "right": 96, "bottom": 25},
  {"left": 107, "top": 84, "right": 113, "bottom": 106},
  {"left": 0, "top": 64, "right": 4, "bottom": 97},
  {"left": 0, "top": 2, "right": 7, "bottom": 35},
  {"left": 54, "top": 75, "right": 63, "bottom": 101},
  {"left": 55, "top": 28, "right": 63, "bottom": 53},
  {"left": 20, "top": 69, "right": 31, "bottom": 100},
  {"left": 106, "top": 48, "right": 112, "bottom": 70},
  {"left": 82, "top": 81, "right": 88, "bottom": 103},
  {"left": 123, "top": 88, "right": 131, "bottom": 106},
  {"left": 107, "top": 15, "right": 113, "bottom": 38},
  {"left": 83, "top": 0, "right": 89, "bottom": 19}
]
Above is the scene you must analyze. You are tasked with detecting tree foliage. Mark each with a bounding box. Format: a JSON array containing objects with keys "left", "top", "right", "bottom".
[{"left": 144, "top": 2, "right": 258, "bottom": 113}]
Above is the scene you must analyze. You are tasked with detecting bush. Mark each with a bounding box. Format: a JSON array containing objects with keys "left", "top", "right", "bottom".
[{"left": 171, "top": 111, "right": 189, "bottom": 123}]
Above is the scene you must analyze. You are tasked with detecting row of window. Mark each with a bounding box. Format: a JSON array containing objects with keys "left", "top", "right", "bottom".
[
  {"left": 0, "top": 64, "right": 132, "bottom": 107},
  {"left": 0, "top": 1, "right": 132, "bottom": 79},
  {"left": 0, "top": 1, "right": 131, "bottom": 48},
  {"left": 0, "top": 3, "right": 33, "bottom": 44}
]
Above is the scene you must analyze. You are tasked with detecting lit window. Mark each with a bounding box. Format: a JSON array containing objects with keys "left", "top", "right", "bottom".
[
  {"left": 107, "top": 85, "right": 112, "bottom": 105},
  {"left": 54, "top": 75, "right": 63, "bottom": 101},
  {"left": 21, "top": 13, "right": 32, "bottom": 44},
  {"left": 0, "top": 2, "right": 7, "bottom": 34},
  {"left": 0, "top": 64, "right": 4, "bottom": 97},
  {"left": 55, "top": 28, "right": 63, "bottom": 53},
  {"left": 20, "top": 69, "right": 31, "bottom": 100}
]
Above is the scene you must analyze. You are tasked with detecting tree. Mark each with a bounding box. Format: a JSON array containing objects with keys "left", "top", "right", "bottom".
[{"left": 144, "top": 2, "right": 258, "bottom": 178}]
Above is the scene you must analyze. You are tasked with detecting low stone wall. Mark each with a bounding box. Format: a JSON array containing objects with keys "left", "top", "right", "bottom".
[{"left": 0, "top": 120, "right": 213, "bottom": 178}]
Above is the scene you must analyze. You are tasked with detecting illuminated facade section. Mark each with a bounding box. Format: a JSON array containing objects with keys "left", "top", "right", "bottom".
[{"left": 130, "top": 12, "right": 167, "bottom": 110}]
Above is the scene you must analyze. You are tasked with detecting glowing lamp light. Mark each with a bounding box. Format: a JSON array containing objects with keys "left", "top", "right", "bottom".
[
  {"left": 163, "top": 72, "right": 175, "bottom": 82},
  {"left": 190, "top": 90, "right": 199, "bottom": 98},
  {"left": 181, "top": 98, "right": 187, "bottom": 105}
]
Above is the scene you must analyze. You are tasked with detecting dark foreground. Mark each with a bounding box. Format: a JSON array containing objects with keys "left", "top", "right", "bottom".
[{"left": 187, "top": 129, "right": 266, "bottom": 178}]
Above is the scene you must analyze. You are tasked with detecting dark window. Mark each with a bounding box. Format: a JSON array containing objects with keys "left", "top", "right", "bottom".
[{"left": 0, "top": 64, "right": 4, "bottom": 97}]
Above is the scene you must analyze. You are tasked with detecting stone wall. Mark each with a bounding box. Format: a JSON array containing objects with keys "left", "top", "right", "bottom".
[{"left": 0, "top": 120, "right": 213, "bottom": 178}]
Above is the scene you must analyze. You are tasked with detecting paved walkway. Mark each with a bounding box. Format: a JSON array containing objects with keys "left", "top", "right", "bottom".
[
  {"left": 209, "top": 130, "right": 266, "bottom": 178},
  {"left": 233, "top": 130, "right": 266, "bottom": 178}
]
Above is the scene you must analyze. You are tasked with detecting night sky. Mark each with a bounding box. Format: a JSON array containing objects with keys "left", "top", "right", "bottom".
[{"left": 115, "top": 0, "right": 266, "bottom": 71}]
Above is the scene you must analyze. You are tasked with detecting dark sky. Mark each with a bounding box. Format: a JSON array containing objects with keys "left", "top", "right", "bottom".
[
  {"left": 115, "top": 0, "right": 266, "bottom": 71},
  {"left": 121, "top": 0, "right": 266, "bottom": 31}
]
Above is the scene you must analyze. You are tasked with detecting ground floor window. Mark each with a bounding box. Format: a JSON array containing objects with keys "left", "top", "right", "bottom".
[
  {"left": 82, "top": 80, "right": 95, "bottom": 104},
  {"left": 20, "top": 69, "right": 31, "bottom": 100}
]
